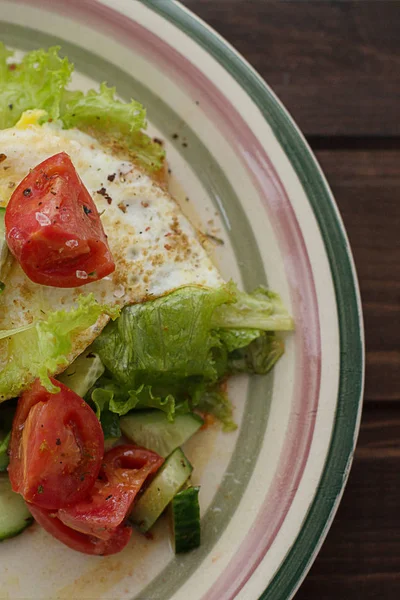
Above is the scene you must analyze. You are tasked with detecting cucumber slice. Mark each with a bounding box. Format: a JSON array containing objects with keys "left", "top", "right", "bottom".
[
  {"left": 130, "top": 448, "right": 192, "bottom": 532},
  {"left": 0, "top": 431, "right": 11, "bottom": 472},
  {"left": 0, "top": 476, "right": 33, "bottom": 541},
  {"left": 120, "top": 411, "right": 203, "bottom": 457},
  {"left": 57, "top": 352, "right": 104, "bottom": 398},
  {"left": 171, "top": 486, "right": 200, "bottom": 553}
]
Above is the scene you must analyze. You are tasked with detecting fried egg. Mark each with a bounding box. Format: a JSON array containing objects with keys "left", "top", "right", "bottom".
[{"left": 0, "top": 119, "right": 222, "bottom": 398}]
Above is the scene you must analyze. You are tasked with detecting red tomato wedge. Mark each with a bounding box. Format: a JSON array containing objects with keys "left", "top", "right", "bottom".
[
  {"left": 58, "top": 445, "right": 164, "bottom": 540},
  {"left": 8, "top": 379, "right": 104, "bottom": 509},
  {"left": 5, "top": 152, "right": 115, "bottom": 287},
  {"left": 28, "top": 504, "right": 132, "bottom": 556}
]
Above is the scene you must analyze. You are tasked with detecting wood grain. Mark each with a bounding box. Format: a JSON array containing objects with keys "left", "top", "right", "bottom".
[
  {"left": 296, "top": 409, "right": 400, "bottom": 599},
  {"left": 315, "top": 150, "right": 400, "bottom": 403},
  {"left": 181, "top": 0, "right": 400, "bottom": 136}
]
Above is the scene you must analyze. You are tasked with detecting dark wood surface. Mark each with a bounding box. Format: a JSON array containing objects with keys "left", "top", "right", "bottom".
[{"left": 180, "top": 1, "right": 400, "bottom": 598}]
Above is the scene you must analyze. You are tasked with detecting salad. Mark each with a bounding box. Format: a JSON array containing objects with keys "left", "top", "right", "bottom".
[{"left": 0, "top": 44, "right": 293, "bottom": 556}]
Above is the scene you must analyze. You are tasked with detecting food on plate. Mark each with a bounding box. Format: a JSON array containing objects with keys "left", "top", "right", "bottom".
[{"left": 0, "top": 44, "right": 294, "bottom": 556}]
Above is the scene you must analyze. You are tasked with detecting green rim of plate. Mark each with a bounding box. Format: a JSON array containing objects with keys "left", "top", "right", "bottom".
[{"left": 141, "top": 1, "right": 364, "bottom": 598}]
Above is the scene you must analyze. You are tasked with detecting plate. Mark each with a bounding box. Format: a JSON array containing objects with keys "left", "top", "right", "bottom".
[{"left": 0, "top": 1, "right": 364, "bottom": 599}]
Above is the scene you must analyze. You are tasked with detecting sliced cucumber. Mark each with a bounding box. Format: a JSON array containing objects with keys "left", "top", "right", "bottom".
[
  {"left": 0, "top": 476, "right": 33, "bottom": 541},
  {"left": 171, "top": 486, "right": 200, "bottom": 553},
  {"left": 0, "top": 431, "right": 11, "bottom": 472},
  {"left": 57, "top": 352, "right": 105, "bottom": 398},
  {"left": 120, "top": 411, "right": 203, "bottom": 457},
  {"left": 130, "top": 448, "right": 192, "bottom": 532}
]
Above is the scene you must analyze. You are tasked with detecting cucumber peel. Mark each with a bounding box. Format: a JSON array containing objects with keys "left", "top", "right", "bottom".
[
  {"left": 130, "top": 447, "right": 192, "bottom": 532},
  {"left": 171, "top": 486, "right": 200, "bottom": 553}
]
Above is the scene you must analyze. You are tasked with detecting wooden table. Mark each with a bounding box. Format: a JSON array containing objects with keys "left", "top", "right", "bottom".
[{"left": 181, "top": 2, "right": 400, "bottom": 598}]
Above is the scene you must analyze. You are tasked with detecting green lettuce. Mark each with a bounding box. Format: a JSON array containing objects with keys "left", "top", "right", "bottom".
[
  {"left": 91, "top": 284, "right": 292, "bottom": 429},
  {"left": 92, "top": 284, "right": 235, "bottom": 389},
  {"left": 0, "top": 294, "right": 119, "bottom": 400},
  {"left": 217, "top": 328, "right": 262, "bottom": 352},
  {"left": 212, "top": 286, "right": 294, "bottom": 331},
  {"left": 60, "top": 84, "right": 146, "bottom": 132},
  {"left": 227, "top": 332, "right": 284, "bottom": 375},
  {"left": 91, "top": 384, "right": 179, "bottom": 422},
  {"left": 0, "top": 44, "right": 165, "bottom": 172},
  {"left": 0, "top": 45, "right": 72, "bottom": 129},
  {"left": 194, "top": 386, "right": 237, "bottom": 432}
]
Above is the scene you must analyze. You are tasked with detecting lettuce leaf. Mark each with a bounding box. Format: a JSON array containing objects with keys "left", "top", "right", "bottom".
[
  {"left": 194, "top": 386, "right": 237, "bottom": 432},
  {"left": 0, "top": 294, "right": 119, "bottom": 400},
  {"left": 0, "top": 44, "right": 72, "bottom": 129},
  {"left": 91, "top": 283, "right": 291, "bottom": 429},
  {"left": 92, "top": 284, "right": 235, "bottom": 389},
  {"left": 0, "top": 44, "right": 165, "bottom": 172},
  {"left": 227, "top": 331, "right": 284, "bottom": 375},
  {"left": 212, "top": 286, "right": 294, "bottom": 331},
  {"left": 60, "top": 84, "right": 146, "bottom": 132},
  {"left": 217, "top": 328, "right": 261, "bottom": 352},
  {"left": 91, "top": 384, "right": 179, "bottom": 422}
]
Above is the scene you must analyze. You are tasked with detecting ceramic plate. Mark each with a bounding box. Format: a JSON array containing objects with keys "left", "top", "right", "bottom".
[{"left": 0, "top": 1, "right": 364, "bottom": 599}]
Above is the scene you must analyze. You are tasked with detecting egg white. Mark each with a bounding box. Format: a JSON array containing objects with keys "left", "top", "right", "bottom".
[{"left": 0, "top": 122, "right": 222, "bottom": 397}]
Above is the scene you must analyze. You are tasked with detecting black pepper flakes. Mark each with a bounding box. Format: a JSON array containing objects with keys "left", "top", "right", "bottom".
[
  {"left": 83, "top": 205, "right": 92, "bottom": 215},
  {"left": 107, "top": 173, "right": 116, "bottom": 182},
  {"left": 23, "top": 188, "right": 32, "bottom": 197},
  {"left": 56, "top": 438, "right": 61, "bottom": 446},
  {"left": 172, "top": 133, "right": 179, "bottom": 139},
  {"left": 96, "top": 187, "right": 112, "bottom": 204}
]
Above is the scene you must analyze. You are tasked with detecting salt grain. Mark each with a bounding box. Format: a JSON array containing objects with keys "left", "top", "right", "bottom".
[
  {"left": 113, "top": 285, "right": 125, "bottom": 299},
  {"left": 35, "top": 212, "right": 51, "bottom": 226},
  {"left": 76, "top": 270, "right": 88, "bottom": 280}
]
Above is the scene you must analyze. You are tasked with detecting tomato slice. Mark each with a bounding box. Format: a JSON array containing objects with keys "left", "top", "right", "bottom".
[
  {"left": 58, "top": 445, "right": 163, "bottom": 540},
  {"left": 28, "top": 503, "right": 132, "bottom": 556},
  {"left": 9, "top": 379, "right": 104, "bottom": 509},
  {"left": 5, "top": 152, "right": 115, "bottom": 287}
]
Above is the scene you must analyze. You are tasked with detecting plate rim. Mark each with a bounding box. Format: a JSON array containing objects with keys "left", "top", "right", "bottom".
[{"left": 139, "top": 0, "right": 365, "bottom": 598}]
